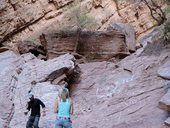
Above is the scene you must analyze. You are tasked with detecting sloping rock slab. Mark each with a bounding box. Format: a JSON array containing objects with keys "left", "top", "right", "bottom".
[
  {"left": 158, "top": 60, "right": 170, "bottom": 80},
  {"left": 165, "top": 117, "right": 170, "bottom": 127},
  {"left": 71, "top": 51, "right": 169, "bottom": 128},
  {"left": 107, "top": 22, "right": 136, "bottom": 52},
  {"left": 9, "top": 53, "right": 75, "bottom": 128},
  {"left": 159, "top": 85, "right": 170, "bottom": 111},
  {"left": 0, "top": 51, "right": 76, "bottom": 127}
]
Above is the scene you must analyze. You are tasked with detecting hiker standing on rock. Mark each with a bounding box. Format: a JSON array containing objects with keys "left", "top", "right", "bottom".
[
  {"left": 24, "top": 91, "right": 46, "bottom": 128},
  {"left": 54, "top": 88, "right": 73, "bottom": 128}
]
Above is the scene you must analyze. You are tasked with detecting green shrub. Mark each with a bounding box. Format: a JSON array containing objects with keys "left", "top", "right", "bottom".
[
  {"left": 59, "top": 0, "right": 97, "bottom": 31},
  {"left": 163, "top": 20, "right": 170, "bottom": 40},
  {"left": 164, "top": 5, "right": 170, "bottom": 14}
]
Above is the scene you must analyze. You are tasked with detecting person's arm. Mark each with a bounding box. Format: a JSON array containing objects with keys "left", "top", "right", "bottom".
[
  {"left": 54, "top": 97, "right": 59, "bottom": 113},
  {"left": 39, "top": 99, "right": 46, "bottom": 108},
  {"left": 39, "top": 99, "right": 46, "bottom": 116},
  {"left": 24, "top": 102, "right": 30, "bottom": 115},
  {"left": 69, "top": 98, "right": 73, "bottom": 115}
]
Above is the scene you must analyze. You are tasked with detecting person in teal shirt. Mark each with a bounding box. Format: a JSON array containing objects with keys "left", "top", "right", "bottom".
[{"left": 54, "top": 88, "right": 73, "bottom": 128}]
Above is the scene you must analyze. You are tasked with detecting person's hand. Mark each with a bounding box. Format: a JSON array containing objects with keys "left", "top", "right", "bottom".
[
  {"left": 24, "top": 112, "right": 28, "bottom": 116},
  {"left": 42, "top": 111, "right": 46, "bottom": 117},
  {"left": 42, "top": 108, "right": 46, "bottom": 116}
]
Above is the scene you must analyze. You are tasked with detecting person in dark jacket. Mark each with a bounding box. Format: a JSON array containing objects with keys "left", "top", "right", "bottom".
[{"left": 24, "top": 92, "right": 46, "bottom": 128}]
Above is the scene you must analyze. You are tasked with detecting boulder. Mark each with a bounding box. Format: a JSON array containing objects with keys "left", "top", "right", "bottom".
[
  {"left": 165, "top": 117, "right": 170, "bottom": 126},
  {"left": 159, "top": 83, "right": 170, "bottom": 111},
  {"left": 17, "top": 40, "right": 47, "bottom": 59},
  {"left": 41, "top": 30, "right": 129, "bottom": 61},
  {"left": 0, "top": 47, "right": 9, "bottom": 53},
  {"left": 158, "top": 59, "right": 170, "bottom": 80},
  {"left": 139, "top": 26, "right": 163, "bottom": 48},
  {"left": 44, "top": 31, "right": 78, "bottom": 59},
  {"left": 77, "top": 30, "right": 129, "bottom": 61},
  {"left": 107, "top": 22, "right": 136, "bottom": 52}
]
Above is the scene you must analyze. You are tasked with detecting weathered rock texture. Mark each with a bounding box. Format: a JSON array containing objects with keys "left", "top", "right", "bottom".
[
  {"left": 0, "top": 51, "right": 76, "bottom": 128},
  {"left": 0, "top": 51, "right": 19, "bottom": 127},
  {"left": 44, "top": 31, "right": 78, "bottom": 59},
  {"left": 77, "top": 30, "right": 129, "bottom": 61},
  {"left": 159, "top": 85, "right": 170, "bottom": 112},
  {"left": 139, "top": 26, "right": 164, "bottom": 48},
  {"left": 107, "top": 22, "right": 136, "bottom": 52},
  {"left": 0, "top": 0, "right": 46, "bottom": 43},
  {"left": 17, "top": 40, "right": 47, "bottom": 59},
  {"left": 0, "top": 0, "right": 167, "bottom": 46},
  {"left": 135, "top": 25, "right": 167, "bottom": 57},
  {"left": 0, "top": 41, "right": 170, "bottom": 128},
  {"left": 19, "top": 30, "right": 130, "bottom": 61},
  {"left": 70, "top": 45, "right": 170, "bottom": 128},
  {"left": 158, "top": 60, "right": 170, "bottom": 80}
]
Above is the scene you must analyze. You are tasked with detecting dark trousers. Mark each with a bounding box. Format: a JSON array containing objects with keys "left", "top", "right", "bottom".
[{"left": 26, "top": 115, "right": 40, "bottom": 128}]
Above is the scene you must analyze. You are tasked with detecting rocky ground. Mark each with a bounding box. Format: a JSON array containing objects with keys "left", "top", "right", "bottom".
[
  {"left": 0, "top": 41, "right": 169, "bottom": 128},
  {"left": 0, "top": 1, "right": 170, "bottom": 128},
  {"left": 0, "top": 51, "right": 76, "bottom": 128},
  {"left": 71, "top": 45, "right": 170, "bottom": 128}
]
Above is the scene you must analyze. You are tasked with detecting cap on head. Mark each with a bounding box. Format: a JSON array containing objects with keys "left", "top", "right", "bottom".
[{"left": 28, "top": 91, "right": 34, "bottom": 99}]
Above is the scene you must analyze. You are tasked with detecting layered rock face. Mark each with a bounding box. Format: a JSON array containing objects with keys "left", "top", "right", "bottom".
[
  {"left": 0, "top": 1, "right": 170, "bottom": 128},
  {"left": 42, "top": 30, "right": 130, "bottom": 61},
  {"left": 0, "top": 0, "right": 47, "bottom": 43},
  {"left": 0, "top": 38, "right": 170, "bottom": 128},
  {"left": 71, "top": 45, "right": 170, "bottom": 128},
  {"left": 0, "top": 51, "right": 76, "bottom": 128},
  {"left": 15, "top": 29, "right": 131, "bottom": 61},
  {"left": 44, "top": 31, "right": 78, "bottom": 59},
  {"left": 0, "top": 0, "right": 167, "bottom": 46},
  {"left": 77, "top": 30, "right": 128, "bottom": 61},
  {"left": 1, "top": 0, "right": 167, "bottom": 61}
]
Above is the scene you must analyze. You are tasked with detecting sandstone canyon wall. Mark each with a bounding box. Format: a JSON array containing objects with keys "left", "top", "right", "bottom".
[
  {"left": 0, "top": 0, "right": 167, "bottom": 46},
  {"left": 0, "top": 0, "right": 170, "bottom": 128}
]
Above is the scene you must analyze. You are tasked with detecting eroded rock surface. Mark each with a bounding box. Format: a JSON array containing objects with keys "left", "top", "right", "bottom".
[
  {"left": 158, "top": 60, "right": 170, "bottom": 80},
  {"left": 0, "top": 51, "right": 19, "bottom": 127},
  {"left": 71, "top": 47, "right": 170, "bottom": 128},
  {"left": 0, "top": 0, "right": 167, "bottom": 46},
  {"left": 0, "top": 45, "right": 170, "bottom": 128},
  {"left": 77, "top": 30, "right": 129, "bottom": 61},
  {"left": 26, "top": 30, "right": 129, "bottom": 61},
  {"left": 159, "top": 84, "right": 170, "bottom": 112},
  {"left": 107, "top": 22, "right": 136, "bottom": 52},
  {"left": 0, "top": 51, "right": 76, "bottom": 128}
]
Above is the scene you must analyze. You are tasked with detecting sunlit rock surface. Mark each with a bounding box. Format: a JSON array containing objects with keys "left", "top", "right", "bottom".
[
  {"left": 0, "top": 51, "right": 76, "bottom": 128},
  {"left": 71, "top": 48, "right": 170, "bottom": 128}
]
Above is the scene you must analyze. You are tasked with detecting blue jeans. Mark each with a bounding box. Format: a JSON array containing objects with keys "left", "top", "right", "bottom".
[
  {"left": 55, "top": 118, "right": 72, "bottom": 128},
  {"left": 26, "top": 115, "right": 40, "bottom": 128}
]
